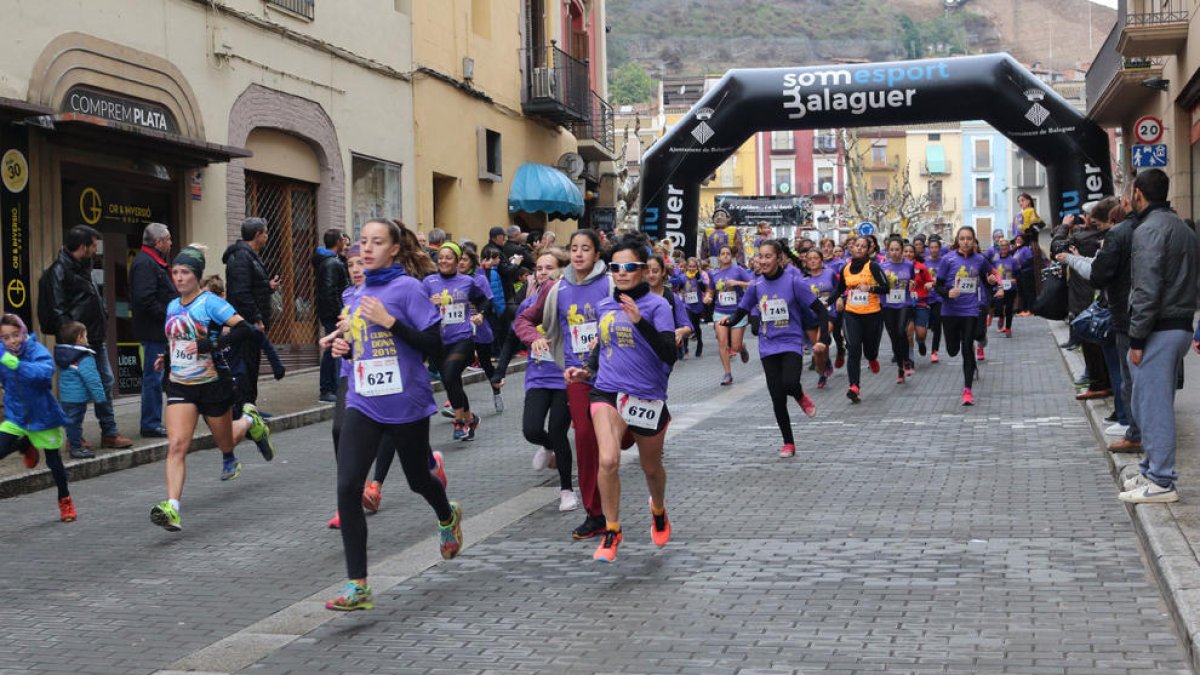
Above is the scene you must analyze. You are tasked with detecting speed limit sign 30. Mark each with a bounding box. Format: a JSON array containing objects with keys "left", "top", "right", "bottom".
[{"left": 1135, "top": 116, "right": 1164, "bottom": 145}]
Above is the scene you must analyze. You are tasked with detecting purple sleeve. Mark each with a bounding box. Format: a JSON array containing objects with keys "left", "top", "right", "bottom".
[
  {"left": 402, "top": 283, "right": 441, "bottom": 332},
  {"left": 651, "top": 298, "right": 676, "bottom": 334},
  {"left": 738, "top": 280, "right": 760, "bottom": 312},
  {"left": 792, "top": 274, "right": 817, "bottom": 307},
  {"left": 979, "top": 256, "right": 995, "bottom": 279},
  {"left": 672, "top": 296, "right": 689, "bottom": 328},
  {"left": 472, "top": 274, "right": 492, "bottom": 301}
]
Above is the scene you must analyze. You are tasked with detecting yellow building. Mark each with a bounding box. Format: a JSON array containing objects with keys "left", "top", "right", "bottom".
[
  {"left": 411, "top": 0, "right": 618, "bottom": 243},
  {"left": 844, "top": 128, "right": 907, "bottom": 230},
  {"left": 905, "top": 124, "right": 964, "bottom": 238}
]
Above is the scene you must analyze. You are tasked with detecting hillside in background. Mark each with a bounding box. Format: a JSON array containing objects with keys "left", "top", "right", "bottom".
[{"left": 607, "top": 0, "right": 1115, "bottom": 79}]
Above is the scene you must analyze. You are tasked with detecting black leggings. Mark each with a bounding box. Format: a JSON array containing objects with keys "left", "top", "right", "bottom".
[
  {"left": 337, "top": 411, "right": 452, "bottom": 580},
  {"left": 941, "top": 315, "right": 978, "bottom": 388},
  {"left": 882, "top": 307, "right": 910, "bottom": 371},
  {"left": 0, "top": 433, "right": 68, "bottom": 499},
  {"left": 761, "top": 352, "right": 805, "bottom": 446},
  {"left": 842, "top": 312, "right": 883, "bottom": 387},
  {"left": 523, "top": 388, "right": 573, "bottom": 490},
  {"left": 474, "top": 341, "right": 499, "bottom": 393},
  {"left": 832, "top": 314, "right": 846, "bottom": 353},
  {"left": 1017, "top": 269, "right": 1036, "bottom": 312},
  {"left": 490, "top": 329, "right": 521, "bottom": 387},
  {"left": 930, "top": 302, "right": 943, "bottom": 352},
  {"left": 332, "top": 376, "right": 396, "bottom": 484},
  {"left": 441, "top": 340, "right": 476, "bottom": 412},
  {"left": 995, "top": 291, "right": 1016, "bottom": 330},
  {"left": 687, "top": 310, "right": 705, "bottom": 356}
]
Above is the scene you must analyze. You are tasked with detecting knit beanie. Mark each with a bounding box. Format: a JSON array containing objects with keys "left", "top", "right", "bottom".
[{"left": 173, "top": 244, "right": 206, "bottom": 278}]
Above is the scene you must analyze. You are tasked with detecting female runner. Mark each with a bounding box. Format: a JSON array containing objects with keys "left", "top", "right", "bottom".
[
  {"left": 903, "top": 243, "right": 935, "bottom": 363},
  {"left": 565, "top": 236, "right": 678, "bottom": 562},
  {"left": 934, "top": 226, "right": 1000, "bottom": 406},
  {"left": 879, "top": 237, "right": 916, "bottom": 383},
  {"left": 833, "top": 237, "right": 888, "bottom": 403},
  {"left": 708, "top": 245, "right": 752, "bottom": 386},
  {"left": 721, "top": 240, "right": 829, "bottom": 457},
  {"left": 677, "top": 257, "right": 709, "bottom": 358},
  {"left": 326, "top": 219, "right": 462, "bottom": 611},
  {"left": 647, "top": 254, "right": 694, "bottom": 352},
  {"left": 802, "top": 249, "right": 841, "bottom": 388},
  {"left": 460, "top": 249, "right": 504, "bottom": 412},
  {"left": 515, "top": 229, "right": 612, "bottom": 540},
  {"left": 989, "top": 237, "right": 1017, "bottom": 337},
  {"left": 925, "top": 237, "right": 945, "bottom": 363}
]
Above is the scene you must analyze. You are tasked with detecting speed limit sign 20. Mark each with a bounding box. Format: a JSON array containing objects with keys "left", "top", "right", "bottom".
[{"left": 1135, "top": 116, "right": 1164, "bottom": 145}]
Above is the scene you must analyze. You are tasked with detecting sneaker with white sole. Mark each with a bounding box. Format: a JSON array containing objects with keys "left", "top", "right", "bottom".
[
  {"left": 1104, "top": 422, "right": 1130, "bottom": 437},
  {"left": 532, "top": 447, "right": 551, "bottom": 471},
  {"left": 1119, "top": 481, "right": 1179, "bottom": 504},
  {"left": 558, "top": 489, "right": 580, "bottom": 512},
  {"left": 1123, "top": 472, "right": 1152, "bottom": 492},
  {"left": 493, "top": 392, "right": 505, "bottom": 413}
]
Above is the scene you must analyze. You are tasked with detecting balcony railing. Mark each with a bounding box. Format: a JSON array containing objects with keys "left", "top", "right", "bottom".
[
  {"left": 522, "top": 43, "right": 589, "bottom": 125},
  {"left": 570, "top": 90, "right": 615, "bottom": 156},
  {"left": 1126, "top": 0, "right": 1189, "bottom": 27},
  {"left": 265, "top": 0, "right": 314, "bottom": 19},
  {"left": 770, "top": 135, "right": 795, "bottom": 153},
  {"left": 921, "top": 159, "right": 952, "bottom": 176}
]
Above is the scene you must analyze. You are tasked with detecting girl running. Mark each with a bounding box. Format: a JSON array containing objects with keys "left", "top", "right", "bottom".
[
  {"left": 461, "top": 249, "right": 504, "bottom": 412},
  {"left": 677, "top": 257, "right": 709, "bottom": 358},
  {"left": 424, "top": 242, "right": 491, "bottom": 441},
  {"left": 0, "top": 315, "right": 76, "bottom": 522},
  {"left": 802, "top": 249, "right": 840, "bottom": 388},
  {"left": 989, "top": 238, "right": 1017, "bottom": 337},
  {"left": 720, "top": 240, "right": 829, "bottom": 457},
  {"left": 904, "top": 243, "right": 935, "bottom": 362},
  {"left": 647, "top": 254, "right": 695, "bottom": 352},
  {"left": 151, "top": 245, "right": 274, "bottom": 532},
  {"left": 879, "top": 237, "right": 916, "bottom": 383},
  {"left": 833, "top": 237, "right": 888, "bottom": 403},
  {"left": 326, "top": 219, "right": 462, "bottom": 611},
  {"left": 925, "top": 237, "right": 945, "bottom": 363},
  {"left": 708, "top": 245, "right": 752, "bottom": 386},
  {"left": 514, "top": 229, "right": 611, "bottom": 540},
  {"left": 565, "top": 236, "right": 677, "bottom": 562},
  {"left": 935, "top": 227, "right": 999, "bottom": 406}
]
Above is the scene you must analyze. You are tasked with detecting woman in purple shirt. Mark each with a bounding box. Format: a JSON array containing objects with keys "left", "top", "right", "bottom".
[
  {"left": 879, "top": 237, "right": 916, "bottom": 384},
  {"left": 925, "top": 237, "right": 945, "bottom": 363},
  {"left": 802, "top": 249, "right": 841, "bottom": 388},
  {"left": 935, "top": 227, "right": 1001, "bottom": 406},
  {"left": 326, "top": 219, "right": 462, "bottom": 611},
  {"left": 676, "top": 257, "right": 709, "bottom": 358},
  {"left": 565, "top": 236, "right": 678, "bottom": 564},
  {"left": 989, "top": 238, "right": 1018, "bottom": 337},
  {"left": 708, "top": 245, "right": 753, "bottom": 386},
  {"left": 459, "top": 250, "right": 504, "bottom": 413},
  {"left": 647, "top": 254, "right": 694, "bottom": 351},
  {"left": 720, "top": 240, "right": 829, "bottom": 458}
]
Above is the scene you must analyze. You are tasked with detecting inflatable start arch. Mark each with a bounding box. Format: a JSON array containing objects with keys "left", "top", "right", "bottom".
[{"left": 638, "top": 54, "right": 1112, "bottom": 254}]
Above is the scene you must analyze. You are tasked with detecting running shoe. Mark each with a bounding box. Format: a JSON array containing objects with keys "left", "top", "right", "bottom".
[
  {"left": 739, "top": 346, "right": 749, "bottom": 363},
  {"left": 986, "top": 315, "right": 992, "bottom": 327},
  {"left": 220, "top": 454, "right": 242, "bottom": 481},
  {"left": 559, "top": 489, "right": 580, "bottom": 512},
  {"left": 1105, "top": 422, "right": 1130, "bottom": 437},
  {"left": 649, "top": 498, "right": 670, "bottom": 547},
  {"left": 363, "top": 480, "right": 382, "bottom": 514},
  {"left": 846, "top": 384, "right": 861, "bottom": 403},
  {"left": 917, "top": 341, "right": 927, "bottom": 356},
  {"left": 464, "top": 414, "right": 479, "bottom": 441},
  {"left": 452, "top": 419, "right": 466, "bottom": 441},
  {"left": 817, "top": 375, "right": 827, "bottom": 389},
  {"left": 1004, "top": 328, "right": 1013, "bottom": 338},
  {"left": 325, "top": 580, "right": 373, "bottom": 611},
  {"left": 493, "top": 391, "right": 505, "bottom": 414},
  {"left": 961, "top": 388, "right": 975, "bottom": 406},
  {"left": 797, "top": 393, "right": 816, "bottom": 418},
  {"left": 439, "top": 501, "right": 464, "bottom": 559},
  {"left": 824, "top": 362, "right": 834, "bottom": 378},
  {"left": 150, "top": 500, "right": 182, "bottom": 532},
  {"left": 21, "top": 444, "right": 38, "bottom": 469},
  {"left": 327, "top": 512, "right": 341, "bottom": 529},
  {"left": 930, "top": 350, "right": 939, "bottom": 364},
  {"left": 868, "top": 359, "right": 880, "bottom": 374},
  {"left": 532, "top": 447, "right": 551, "bottom": 470},
  {"left": 440, "top": 401, "right": 455, "bottom": 419},
  {"left": 976, "top": 346, "right": 985, "bottom": 361},
  {"left": 720, "top": 372, "right": 733, "bottom": 386},
  {"left": 1119, "top": 482, "right": 1179, "bottom": 504},
  {"left": 779, "top": 443, "right": 796, "bottom": 458},
  {"left": 431, "top": 451, "right": 447, "bottom": 488},
  {"left": 58, "top": 496, "right": 77, "bottom": 523},
  {"left": 896, "top": 375, "right": 905, "bottom": 385},
  {"left": 834, "top": 352, "right": 845, "bottom": 369},
  {"left": 593, "top": 528, "right": 623, "bottom": 562},
  {"left": 242, "top": 403, "right": 275, "bottom": 462},
  {"left": 572, "top": 514, "right": 607, "bottom": 539}
]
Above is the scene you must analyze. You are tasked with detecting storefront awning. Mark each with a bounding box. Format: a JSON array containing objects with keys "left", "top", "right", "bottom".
[
  {"left": 0, "top": 97, "right": 53, "bottom": 121},
  {"left": 508, "top": 163, "right": 584, "bottom": 220},
  {"left": 25, "top": 113, "right": 251, "bottom": 166}
]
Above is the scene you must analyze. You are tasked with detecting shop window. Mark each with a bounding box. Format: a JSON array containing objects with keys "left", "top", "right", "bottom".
[{"left": 352, "top": 155, "right": 403, "bottom": 236}]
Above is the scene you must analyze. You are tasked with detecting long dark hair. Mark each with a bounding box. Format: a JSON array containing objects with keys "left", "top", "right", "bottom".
[{"left": 362, "top": 218, "right": 435, "bottom": 278}]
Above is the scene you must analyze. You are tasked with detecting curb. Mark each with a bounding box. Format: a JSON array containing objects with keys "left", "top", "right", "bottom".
[
  {"left": 0, "top": 360, "right": 528, "bottom": 500},
  {"left": 1049, "top": 321, "right": 1200, "bottom": 672}
]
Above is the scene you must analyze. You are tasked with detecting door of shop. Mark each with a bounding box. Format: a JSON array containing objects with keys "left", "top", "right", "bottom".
[{"left": 244, "top": 171, "right": 319, "bottom": 368}]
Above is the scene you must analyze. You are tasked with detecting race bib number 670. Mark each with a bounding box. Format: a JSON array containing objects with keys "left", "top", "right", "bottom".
[{"left": 619, "top": 393, "right": 664, "bottom": 429}]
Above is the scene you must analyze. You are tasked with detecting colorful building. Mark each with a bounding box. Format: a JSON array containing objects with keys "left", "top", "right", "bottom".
[{"left": 960, "top": 121, "right": 1011, "bottom": 242}]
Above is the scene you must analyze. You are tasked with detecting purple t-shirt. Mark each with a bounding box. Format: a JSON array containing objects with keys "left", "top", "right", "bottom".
[
  {"left": 710, "top": 265, "right": 752, "bottom": 313},
  {"left": 663, "top": 290, "right": 690, "bottom": 329},
  {"left": 804, "top": 267, "right": 840, "bottom": 318},
  {"left": 676, "top": 271, "right": 709, "bottom": 314},
  {"left": 936, "top": 252, "right": 994, "bottom": 317},
  {"left": 826, "top": 257, "right": 847, "bottom": 275},
  {"left": 989, "top": 252, "right": 1017, "bottom": 290},
  {"left": 556, "top": 276, "right": 612, "bottom": 370},
  {"left": 1013, "top": 246, "right": 1034, "bottom": 271},
  {"left": 344, "top": 273, "right": 440, "bottom": 424},
  {"left": 471, "top": 271, "right": 495, "bottom": 344},
  {"left": 422, "top": 272, "right": 490, "bottom": 345},
  {"left": 517, "top": 294, "right": 565, "bottom": 391},
  {"left": 925, "top": 254, "right": 943, "bottom": 305},
  {"left": 878, "top": 258, "right": 915, "bottom": 309},
  {"left": 593, "top": 292, "right": 676, "bottom": 401},
  {"left": 738, "top": 271, "right": 820, "bottom": 358},
  {"left": 339, "top": 284, "right": 363, "bottom": 379}
]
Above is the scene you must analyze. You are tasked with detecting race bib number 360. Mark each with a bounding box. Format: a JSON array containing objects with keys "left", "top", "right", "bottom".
[
  {"left": 355, "top": 357, "right": 404, "bottom": 397},
  {"left": 619, "top": 393, "right": 664, "bottom": 429},
  {"left": 172, "top": 340, "right": 198, "bottom": 367}
]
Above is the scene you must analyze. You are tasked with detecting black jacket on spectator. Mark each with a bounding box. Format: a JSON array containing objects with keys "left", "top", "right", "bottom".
[
  {"left": 501, "top": 240, "right": 535, "bottom": 270},
  {"left": 313, "top": 249, "right": 349, "bottom": 325},
  {"left": 129, "top": 246, "right": 179, "bottom": 342},
  {"left": 1088, "top": 217, "right": 1135, "bottom": 334},
  {"left": 38, "top": 248, "right": 107, "bottom": 343},
  {"left": 1066, "top": 227, "right": 1103, "bottom": 316},
  {"left": 222, "top": 240, "right": 272, "bottom": 328}
]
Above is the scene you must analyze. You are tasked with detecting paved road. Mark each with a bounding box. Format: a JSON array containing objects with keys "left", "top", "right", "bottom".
[{"left": 0, "top": 318, "right": 1188, "bottom": 674}]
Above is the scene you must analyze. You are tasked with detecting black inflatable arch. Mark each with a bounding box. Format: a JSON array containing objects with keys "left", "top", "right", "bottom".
[{"left": 638, "top": 54, "right": 1112, "bottom": 255}]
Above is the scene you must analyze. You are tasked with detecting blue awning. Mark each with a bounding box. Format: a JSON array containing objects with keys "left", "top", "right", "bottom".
[{"left": 508, "top": 163, "right": 584, "bottom": 220}]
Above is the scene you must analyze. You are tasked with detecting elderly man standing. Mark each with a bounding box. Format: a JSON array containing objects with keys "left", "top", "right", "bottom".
[
  {"left": 222, "top": 217, "right": 278, "bottom": 405},
  {"left": 130, "top": 223, "right": 178, "bottom": 438},
  {"left": 1119, "top": 169, "right": 1200, "bottom": 504}
]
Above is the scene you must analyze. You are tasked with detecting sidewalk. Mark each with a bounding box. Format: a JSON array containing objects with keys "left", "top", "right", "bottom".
[
  {"left": 0, "top": 360, "right": 526, "bottom": 499},
  {"left": 1052, "top": 320, "right": 1200, "bottom": 672}
]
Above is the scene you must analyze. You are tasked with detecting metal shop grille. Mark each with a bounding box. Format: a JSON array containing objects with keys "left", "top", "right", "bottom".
[{"left": 245, "top": 171, "right": 320, "bottom": 369}]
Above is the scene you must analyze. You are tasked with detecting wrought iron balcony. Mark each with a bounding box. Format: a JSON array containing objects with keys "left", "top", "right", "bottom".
[
  {"left": 1088, "top": 18, "right": 1167, "bottom": 124},
  {"left": 1119, "top": 0, "right": 1189, "bottom": 57},
  {"left": 920, "top": 159, "right": 952, "bottom": 176},
  {"left": 522, "top": 44, "right": 589, "bottom": 125},
  {"left": 571, "top": 90, "right": 615, "bottom": 160}
]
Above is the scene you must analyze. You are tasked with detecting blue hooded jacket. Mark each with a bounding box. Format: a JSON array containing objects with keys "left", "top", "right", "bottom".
[
  {"left": 1, "top": 336, "right": 69, "bottom": 431},
  {"left": 54, "top": 343, "right": 108, "bottom": 404}
]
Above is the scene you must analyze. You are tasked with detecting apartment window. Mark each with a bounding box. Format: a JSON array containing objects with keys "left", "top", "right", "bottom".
[
  {"left": 478, "top": 127, "right": 502, "bottom": 181},
  {"left": 774, "top": 168, "right": 793, "bottom": 194},
  {"left": 928, "top": 180, "right": 943, "bottom": 210},
  {"left": 928, "top": 133, "right": 941, "bottom": 141},
  {"left": 265, "top": 0, "right": 315, "bottom": 20},
  {"left": 351, "top": 155, "right": 403, "bottom": 238},
  {"left": 816, "top": 166, "right": 835, "bottom": 193},
  {"left": 771, "top": 131, "right": 794, "bottom": 152},
  {"left": 871, "top": 145, "right": 887, "bottom": 165},
  {"left": 974, "top": 138, "right": 992, "bottom": 170},
  {"left": 975, "top": 177, "right": 991, "bottom": 208},
  {"left": 1017, "top": 154, "right": 1043, "bottom": 187},
  {"left": 718, "top": 159, "right": 736, "bottom": 187},
  {"left": 471, "top": 0, "right": 492, "bottom": 37}
]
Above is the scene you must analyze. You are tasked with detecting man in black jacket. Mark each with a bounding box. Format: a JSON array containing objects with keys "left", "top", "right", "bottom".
[
  {"left": 313, "top": 227, "right": 348, "bottom": 403},
  {"left": 221, "top": 217, "right": 278, "bottom": 405},
  {"left": 38, "top": 225, "right": 132, "bottom": 450},
  {"left": 129, "top": 223, "right": 178, "bottom": 438}
]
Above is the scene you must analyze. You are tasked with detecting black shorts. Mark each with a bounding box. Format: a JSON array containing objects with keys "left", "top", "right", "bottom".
[
  {"left": 166, "top": 379, "right": 237, "bottom": 418},
  {"left": 588, "top": 388, "right": 671, "bottom": 437}
]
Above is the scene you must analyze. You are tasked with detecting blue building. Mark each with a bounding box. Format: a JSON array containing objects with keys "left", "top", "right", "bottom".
[{"left": 960, "top": 121, "right": 1012, "bottom": 242}]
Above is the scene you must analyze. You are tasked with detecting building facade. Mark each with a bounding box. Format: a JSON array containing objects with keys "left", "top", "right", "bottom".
[{"left": 960, "top": 121, "right": 1011, "bottom": 241}]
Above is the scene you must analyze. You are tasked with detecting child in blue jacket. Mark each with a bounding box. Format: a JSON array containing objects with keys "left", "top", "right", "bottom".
[
  {"left": 0, "top": 314, "right": 76, "bottom": 521},
  {"left": 54, "top": 321, "right": 108, "bottom": 460}
]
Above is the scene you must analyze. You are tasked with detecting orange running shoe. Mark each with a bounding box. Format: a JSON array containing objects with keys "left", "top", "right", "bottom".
[
  {"left": 362, "top": 481, "right": 382, "bottom": 514},
  {"left": 649, "top": 499, "right": 671, "bottom": 547},
  {"left": 593, "top": 528, "right": 623, "bottom": 562},
  {"left": 58, "top": 496, "right": 77, "bottom": 522},
  {"left": 327, "top": 512, "right": 341, "bottom": 529}
]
